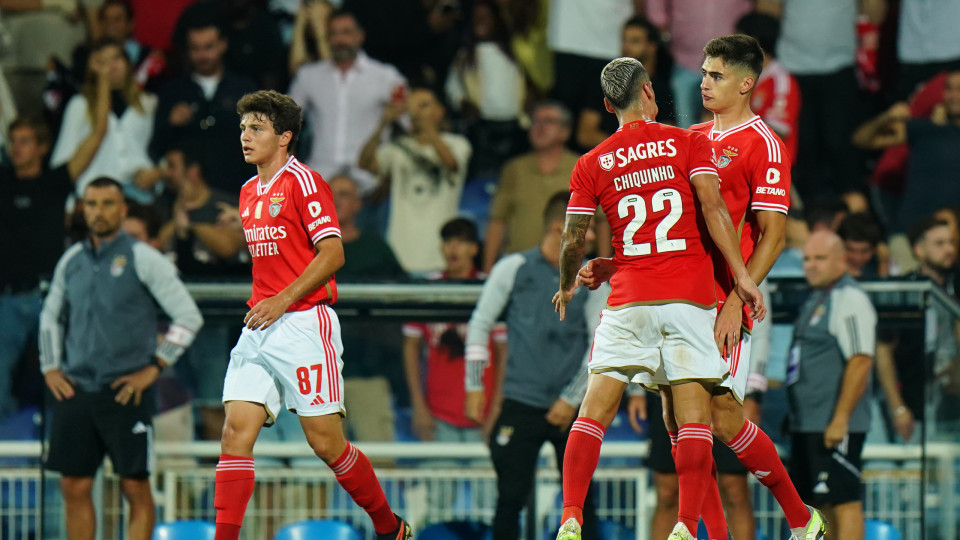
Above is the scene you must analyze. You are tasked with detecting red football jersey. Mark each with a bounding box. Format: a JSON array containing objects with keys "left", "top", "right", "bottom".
[
  {"left": 239, "top": 156, "right": 341, "bottom": 311},
  {"left": 750, "top": 60, "right": 801, "bottom": 161},
  {"left": 568, "top": 120, "right": 719, "bottom": 309},
  {"left": 691, "top": 116, "right": 791, "bottom": 329}
]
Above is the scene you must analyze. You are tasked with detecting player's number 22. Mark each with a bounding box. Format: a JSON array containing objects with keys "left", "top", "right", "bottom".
[{"left": 618, "top": 188, "right": 687, "bottom": 256}]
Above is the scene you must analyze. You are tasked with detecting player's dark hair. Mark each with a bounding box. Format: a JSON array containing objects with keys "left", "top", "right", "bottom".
[
  {"left": 125, "top": 200, "right": 161, "bottom": 239},
  {"left": 804, "top": 197, "right": 848, "bottom": 231},
  {"left": 734, "top": 13, "right": 779, "bottom": 56},
  {"left": 623, "top": 15, "right": 661, "bottom": 46},
  {"left": 600, "top": 57, "right": 650, "bottom": 112},
  {"left": 167, "top": 145, "right": 206, "bottom": 177},
  {"left": 9, "top": 116, "right": 52, "bottom": 148},
  {"left": 85, "top": 176, "right": 125, "bottom": 193},
  {"left": 100, "top": 0, "right": 133, "bottom": 21},
  {"left": 543, "top": 191, "right": 571, "bottom": 230},
  {"left": 328, "top": 9, "right": 363, "bottom": 31},
  {"left": 908, "top": 218, "right": 950, "bottom": 247},
  {"left": 441, "top": 218, "right": 479, "bottom": 244},
  {"left": 838, "top": 213, "right": 882, "bottom": 247},
  {"left": 703, "top": 34, "right": 764, "bottom": 79},
  {"left": 237, "top": 90, "right": 303, "bottom": 151}
]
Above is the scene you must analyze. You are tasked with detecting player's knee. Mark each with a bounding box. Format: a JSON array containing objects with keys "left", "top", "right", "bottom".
[
  {"left": 654, "top": 474, "right": 679, "bottom": 506},
  {"left": 60, "top": 476, "right": 94, "bottom": 501},
  {"left": 306, "top": 430, "right": 346, "bottom": 463},
  {"left": 710, "top": 394, "right": 744, "bottom": 443},
  {"left": 119, "top": 478, "right": 154, "bottom": 505},
  {"left": 220, "top": 418, "right": 258, "bottom": 455}
]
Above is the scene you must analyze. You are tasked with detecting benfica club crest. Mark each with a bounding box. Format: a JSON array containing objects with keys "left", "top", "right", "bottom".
[
  {"left": 717, "top": 148, "right": 739, "bottom": 168},
  {"left": 269, "top": 196, "right": 285, "bottom": 217},
  {"left": 598, "top": 152, "right": 615, "bottom": 171}
]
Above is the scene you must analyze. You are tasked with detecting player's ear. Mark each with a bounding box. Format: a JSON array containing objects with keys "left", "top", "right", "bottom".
[
  {"left": 279, "top": 130, "right": 293, "bottom": 148},
  {"left": 740, "top": 75, "right": 756, "bottom": 96},
  {"left": 603, "top": 97, "right": 615, "bottom": 114}
]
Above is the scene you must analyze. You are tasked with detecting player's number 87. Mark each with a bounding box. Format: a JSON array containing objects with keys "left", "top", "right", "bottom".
[{"left": 296, "top": 364, "right": 324, "bottom": 394}]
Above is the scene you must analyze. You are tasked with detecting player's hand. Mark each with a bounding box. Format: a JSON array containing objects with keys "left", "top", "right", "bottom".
[
  {"left": 411, "top": 402, "right": 436, "bottom": 441},
  {"left": 545, "top": 399, "right": 577, "bottom": 431},
  {"left": 627, "top": 394, "right": 647, "bottom": 434},
  {"left": 245, "top": 294, "right": 293, "bottom": 330},
  {"left": 111, "top": 363, "right": 161, "bottom": 406},
  {"left": 481, "top": 398, "right": 501, "bottom": 441},
  {"left": 552, "top": 286, "right": 576, "bottom": 321},
  {"left": 464, "top": 390, "right": 486, "bottom": 425},
  {"left": 892, "top": 406, "right": 915, "bottom": 442},
  {"left": 169, "top": 102, "right": 194, "bottom": 127},
  {"left": 578, "top": 258, "right": 617, "bottom": 290},
  {"left": 823, "top": 416, "right": 849, "bottom": 449},
  {"left": 44, "top": 369, "right": 75, "bottom": 401},
  {"left": 714, "top": 300, "right": 742, "bottom": 356},
  {"left": 743, "top": 396, "right": 762, "bottom": 425},
  {"left": 734, "top": 276, "right": 766, "bottom": 322}
]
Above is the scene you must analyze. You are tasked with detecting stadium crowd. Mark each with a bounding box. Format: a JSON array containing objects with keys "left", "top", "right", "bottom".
[{"left": 0, "top": 0, "right": 959, "bottom": 536}]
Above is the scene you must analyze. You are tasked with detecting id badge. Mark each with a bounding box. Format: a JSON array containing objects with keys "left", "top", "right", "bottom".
[{"left": 785, "top": 344, "right": 801, "bottom": 385}]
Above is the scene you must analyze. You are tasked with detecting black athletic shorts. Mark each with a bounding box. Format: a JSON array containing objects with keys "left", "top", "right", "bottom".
[
  {"left": 789, "top": 432, "right": 865, "bottom": 505},
  {"left": 645, "top": 393, "right": 747, "bottom": 474},
  {"left": 46, "top": 386, "right": 154, "bottom": 479}
]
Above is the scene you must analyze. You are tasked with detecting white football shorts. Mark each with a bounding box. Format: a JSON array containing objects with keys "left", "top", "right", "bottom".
[
  {"left": 716, "top": 330, "right": 753, "bottom": 403},
  {"left": 222, "top": 304, "right": 345, "bottom": 424},
  {"left": 590, "top": 303, "right": 728, "bottom": 388}
]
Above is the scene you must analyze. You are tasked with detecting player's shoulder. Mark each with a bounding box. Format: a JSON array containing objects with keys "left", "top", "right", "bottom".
[
  {"left": 279, "top": 157, "right": 328, "bottom": 197},
  {"left": 689, "top": 120, "right": 715, "bottom": 135},
  {"left": 240, "top": 174, "right": 259, "bottom": 193},
  {"left": 746, "top": 118, "right": 788, "bottom": 164}
]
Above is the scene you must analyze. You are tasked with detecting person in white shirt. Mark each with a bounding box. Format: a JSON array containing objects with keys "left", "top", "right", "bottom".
[
  {"left": 358, "top": 87, "right": 471, "bottom": 275},
  {"left": 289, "top": 9, "right": 406, "bottom": 195}
]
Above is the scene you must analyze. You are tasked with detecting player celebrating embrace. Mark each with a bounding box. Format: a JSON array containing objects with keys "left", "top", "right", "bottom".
[
  {"left": 213, "top": 91, "right": 411, "bottom": 540},
  {"left": 552, "top": 57, "right": 764, "bottom": 540}
]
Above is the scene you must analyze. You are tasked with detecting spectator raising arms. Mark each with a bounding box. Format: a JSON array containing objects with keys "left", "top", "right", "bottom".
[{"left": 51, "top": 38, "right": 157, "bottom": 203}]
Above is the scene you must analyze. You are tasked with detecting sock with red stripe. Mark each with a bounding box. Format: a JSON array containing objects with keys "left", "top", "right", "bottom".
[
  {"left": 727, "top": 420, "right": 811, "bottom": 529},
  {"left": 214, "top": 455, "right": 255, "bottom": 540},
  {"left": 331, "top": 442, "right": 398, "bottom": 535},
  {"left": 676, "top": 424, "right": 714, "bottom": 534},
  {"left": 561, "top": 417, "right": 606, "bottom": 526},
  {"left": 670, "top": 430, "right": 727, "bottom": 538}
]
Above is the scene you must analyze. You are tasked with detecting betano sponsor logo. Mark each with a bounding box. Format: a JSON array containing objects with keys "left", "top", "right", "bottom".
[{"left": 307, "top": 215, "right": 332, "bottom": 232}]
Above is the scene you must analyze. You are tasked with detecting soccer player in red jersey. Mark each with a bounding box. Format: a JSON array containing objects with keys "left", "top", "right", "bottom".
[
  {"left": 551, "top": 57, "right": 765, "bottom": 540},
  {"left": 212, "top": 91, "right": 411, "bottom": 540},
  {"left": 690, "top": 35, "right": 826, "bottom": 540}
]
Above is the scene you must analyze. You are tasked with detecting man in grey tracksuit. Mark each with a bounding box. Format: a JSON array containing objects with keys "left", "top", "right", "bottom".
[
  {"left": 39, "top": 177, "right": 203, "bottom": 540},
  {"left": 464, "top": 192, "right": 607, "bottom": 540}
]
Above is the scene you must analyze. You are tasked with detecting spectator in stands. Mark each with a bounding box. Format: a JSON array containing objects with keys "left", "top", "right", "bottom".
[
  {"left": 804, "top": 198, "right": 849, "bottom": 233},
  {"left": 838, "top": 212, "right": 886, "bottom": 278},
  {"left": 122, "top": 200, "right": 162, "bottom": 249},
  {"left": 330, "top": 174, "right": 407, "bottom": 281},
  {"left": 895, "top": 0, "right": 960, "bottom": 99},
  {"left": 287, "top": 0, "right": 332, "bottom": 73},
  {"left": 126, "top": 0, "right": 195, "bottom": 53},
  {"left": 852, "top": 70, "right": 960, "bottom": 236},
  {"left": 577, "top": 15, "right": 675, "bottom": 150},
  {"left": 499, "top": 0, "right": 552, "bottom": 98},
  {"left": 735, "top": 11, "right": 801, "bottom": 161},
  {"left": 645, "top": 0, "right": 755, "bottom": 127},
  {"left": 775, "top": 0, "right": 883, "bottom": 196},
  {"left": 52, "top": 38, "right": 158, "bottom": 203},
  {"left": 788, "top": 230, "right": 876, "bottom": 540},
  {"left": 483, "top": 101, "right": 577, "bottom": 272},
  {"left": 445, "top": 0, "right": 525, "bottom": 180},
  {"left": 465, "top": 192, "right": 605, "bottom": 540},
  {"left": 358, "top": 86, "right": 471, "bottom": 275},
  {"left": 404, "top": 218, "right": 507, "bottom": 442},
  {"left": 72, "top": 0, "right": 166, "bottom": 92},
  {"left": 39, "top": 177, "right": 203, "bottom": 540},
  {"left": 0, "top": 115, "right": 106, "bottom": 421},
  {"left": 289, "top": 9, "right": 406, "bottom": 195},
  {"left": 150, "top": 21, "right": 257, "bottom": 195}
]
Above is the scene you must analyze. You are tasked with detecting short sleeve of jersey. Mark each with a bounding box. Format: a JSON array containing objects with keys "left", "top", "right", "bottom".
[
  {"left": 567, "top": 158, "right": 597, "bottom": 215},
  {"left": 747, "top": 132, "right": 791, "bottom": 215},
  {"left": 687, "top": 131, "right": 718, "bottom": 181},
  {"left": 829, "top": 287, "right": 877, "bottom": 359},
  {"left": 293, "top": 168, "right": 341, "bottom": 245}
]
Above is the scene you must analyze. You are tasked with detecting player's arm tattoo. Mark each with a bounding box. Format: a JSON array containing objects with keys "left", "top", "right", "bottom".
[{"left": 559, "top": 214, "right": 592, "bottom": 292}]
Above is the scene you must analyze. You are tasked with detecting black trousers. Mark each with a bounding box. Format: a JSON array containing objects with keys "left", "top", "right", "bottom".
[{"left": 488, "top": 399, "right": 597, "bottom": 540}]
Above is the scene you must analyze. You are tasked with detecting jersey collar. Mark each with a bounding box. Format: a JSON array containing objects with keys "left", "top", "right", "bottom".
[
  {"left": 256, "top": 156, "right": 295, "bottom": 195},
  {"left": 710, "top": 115, "right": 761, "bottom": 141}
]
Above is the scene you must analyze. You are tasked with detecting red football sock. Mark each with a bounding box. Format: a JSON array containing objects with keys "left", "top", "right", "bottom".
[
  {"left": 214, "top": 455, "right": 255, "bottom": 540},
  {"left": 561, "top": 417, "right": 606, "bottom": 525},
  {"left": 331, "top": 442, "right": 398, "bottom": 534},
  {"left": 676, "top": 424, "right": 713, "bottom": 534},
  {"left": 699, "top": 460, "right": 728, "bottom": 540},
  {"left": 727, "top": 420, "right": 810, "bottom": 529}
]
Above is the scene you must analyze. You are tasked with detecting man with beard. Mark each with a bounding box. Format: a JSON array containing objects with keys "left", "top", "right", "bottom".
[{"left": 290, "top": 9, "right": 407, "bottom": 196}]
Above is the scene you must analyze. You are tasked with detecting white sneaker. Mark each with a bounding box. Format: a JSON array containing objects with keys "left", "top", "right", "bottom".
[
  {"left": 668, "top": 522, "right": 696, "bottom": 540},
  {"left": 555, "top": 517, "right": 581, "bottom": 540}
]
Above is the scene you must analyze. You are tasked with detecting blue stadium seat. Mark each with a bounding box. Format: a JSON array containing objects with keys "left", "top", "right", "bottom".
[
  {"left": 273, "top": 519, "right": 362, "bottom": 540},
  {"left": 152, "top": 520, "right": 216, "bottom": 540},
  {"left": 864, "top": 520, "right": 902, "bottom": 540},
  {"left": 418, "top": 520, "right": 493, "bottom": 540}
]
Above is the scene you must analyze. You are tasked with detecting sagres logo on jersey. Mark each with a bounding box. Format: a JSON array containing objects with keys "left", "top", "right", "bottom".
[
  {"left": 599, "top": 152, "right": 615, "bottom": 171},
  {"left": 269, "top": 196, "right": 285, "bottom": 217},
  {"left": 717, "top": 147, "right": 739, "bottom": 168}
]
